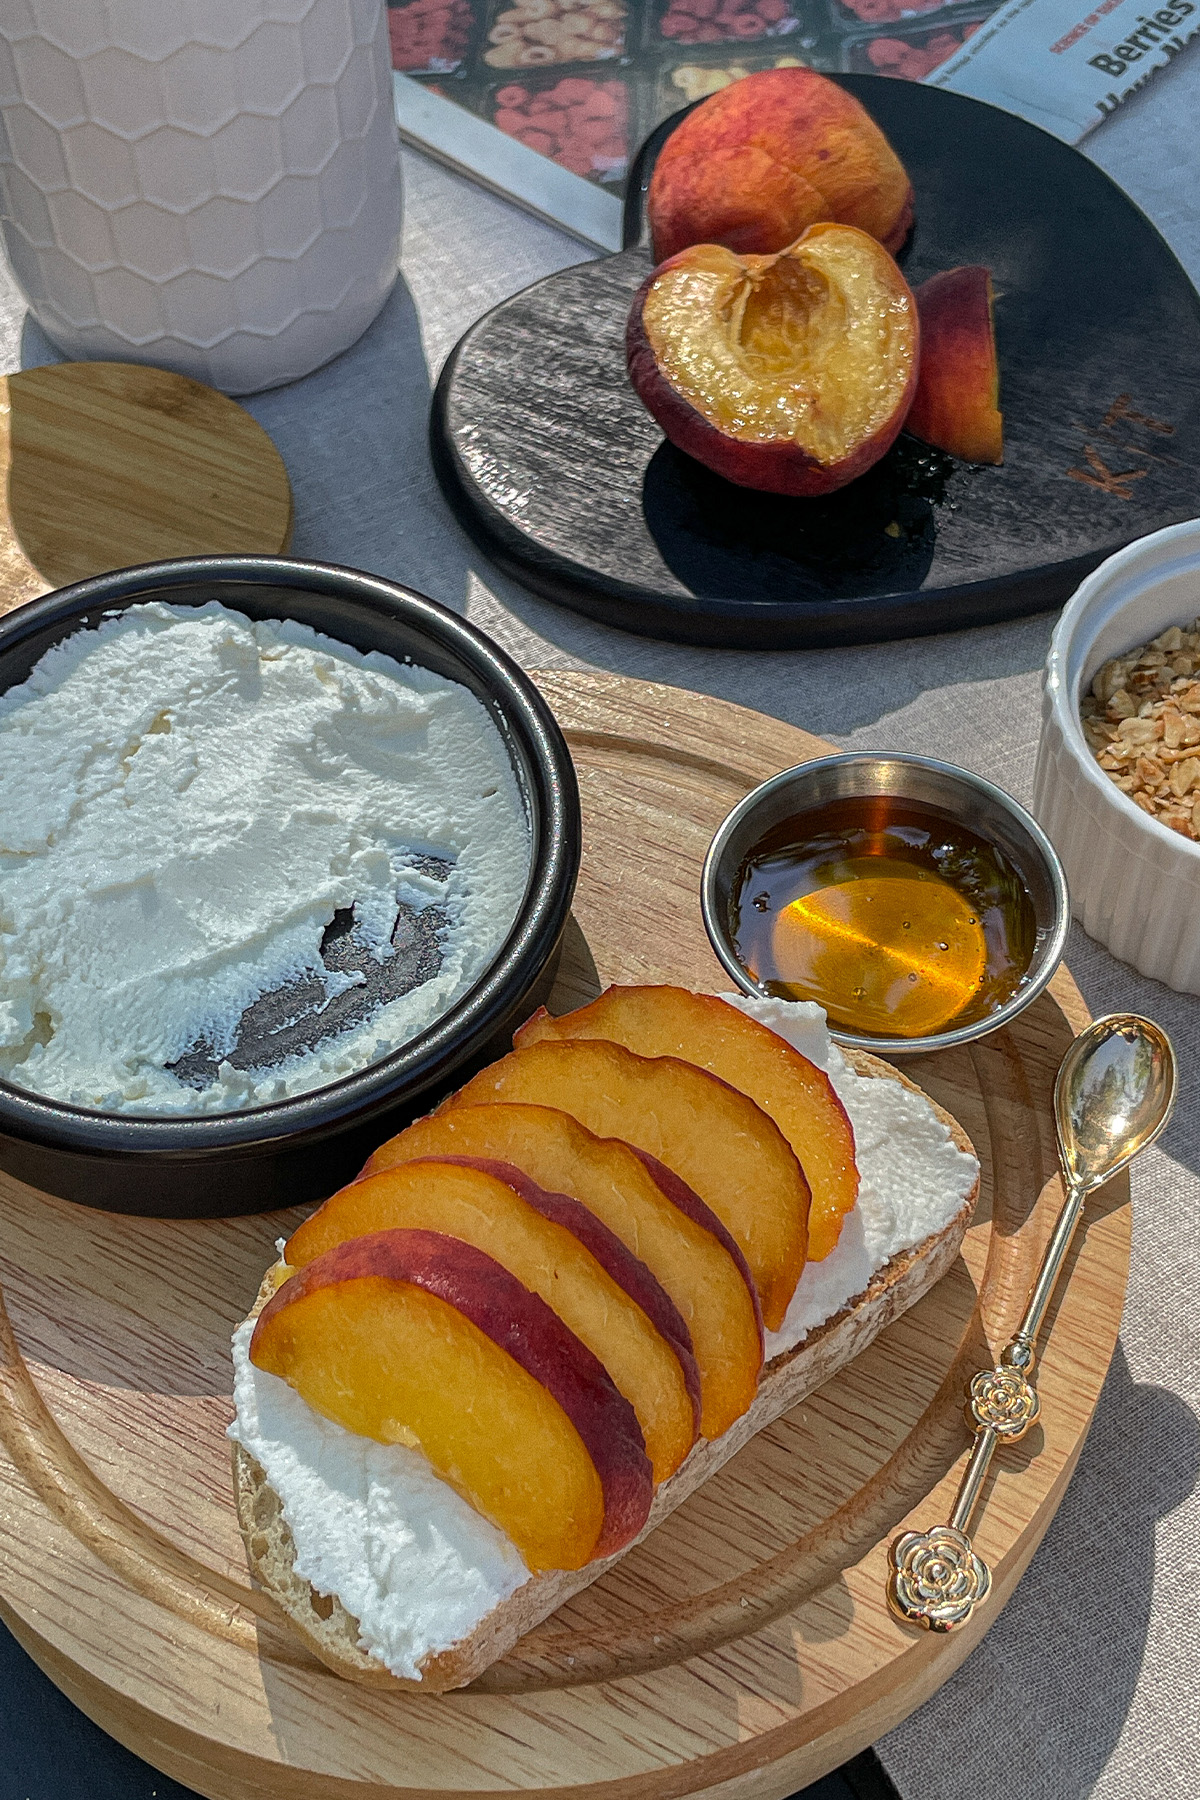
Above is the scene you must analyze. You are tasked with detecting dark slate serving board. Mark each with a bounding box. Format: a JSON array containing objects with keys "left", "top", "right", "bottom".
[{"left": 430, "top": 77, "right": 1200, "bottom": 649}]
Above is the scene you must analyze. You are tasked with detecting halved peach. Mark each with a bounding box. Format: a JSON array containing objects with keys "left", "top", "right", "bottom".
[
  {"left": 361, "top": 1102, "right": 763, "bottom": 1438},
  {"left": 906, "top": 266, "right": 1002, "bottom": 465},
  {"left": 648, "top": 67, "right": 914, "bottom": 262},
  {"left": 285, "top": 1158, "right": 698, "bottom": 1483},
  {"left": 517, "top": 986, "right": 859, "bottom": 1262},
  {"left": 445, "top": 1040, "right": 809, "bottom": 1332},
  {"left": 626, "top": 226, "right": 919, "bottom": 498},
  {"left": 252, "top": 1228, "right": 652, "bottom": 1571}
]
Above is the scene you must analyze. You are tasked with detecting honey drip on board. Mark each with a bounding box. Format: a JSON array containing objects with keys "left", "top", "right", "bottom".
[{"left": 732, "top": 802, "right": 1036, "bottom": 1039}]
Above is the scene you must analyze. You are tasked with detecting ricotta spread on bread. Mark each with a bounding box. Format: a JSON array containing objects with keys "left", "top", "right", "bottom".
[
  {"left": 725, "top": 996, "right": 980, "bottom": 1357},
  {"left": 230, "top": 1313, "right": 528, "bottom": 1679},
  {"left": 228, "top": 997, "right": 978, "bottom": 1681},
  {"left": 0, "top": 602, "right": 528, "bottom": 1114}
]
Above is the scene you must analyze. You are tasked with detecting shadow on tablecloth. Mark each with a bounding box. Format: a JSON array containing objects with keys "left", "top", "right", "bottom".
[{"left": 877, "top": 1337, "right": 1200, "bottom": 1800}]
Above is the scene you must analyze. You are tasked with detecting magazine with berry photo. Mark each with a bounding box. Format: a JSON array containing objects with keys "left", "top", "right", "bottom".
[{"left": 387, "top": 0, "right": 1198, "bottom": 246}]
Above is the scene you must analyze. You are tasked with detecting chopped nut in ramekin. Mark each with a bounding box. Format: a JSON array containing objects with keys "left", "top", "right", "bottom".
[{"left": 1080, "top": 620, "right": 1200, "bottom": 840}]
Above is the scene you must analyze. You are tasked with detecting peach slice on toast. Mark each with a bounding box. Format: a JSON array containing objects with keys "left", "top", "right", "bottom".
[
  {"left": 444, "top": 1040, "right": 809, "bottom": 1331},
  {"left": 516, "top": 986, "right": 858, "bottom": 1261},
  {"left": 361, "top": 1103, "right": 762, "bottom": 1439},
  {"left": 284, "top": 1158, "right": 699, "bottom": 1483},
  {"left": 251, "top": 1228, "right": 652, "bottom": 1572}
]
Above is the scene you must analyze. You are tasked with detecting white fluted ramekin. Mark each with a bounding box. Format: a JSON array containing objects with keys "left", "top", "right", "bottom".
[{"left": 1033, "top": 519, "right": 1200, "bottom": 991}]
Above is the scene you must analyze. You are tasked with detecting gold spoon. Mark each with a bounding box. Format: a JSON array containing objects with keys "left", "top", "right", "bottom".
[{"left": 887, "top": 1012, "right": 1177, "bottom": 1632}]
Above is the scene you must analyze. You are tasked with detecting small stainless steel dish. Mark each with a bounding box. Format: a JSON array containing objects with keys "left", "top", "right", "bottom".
[
  {"left": 701, "top": 753, "right": 1069, "bottom": 1057},
  {"left": 0, "top": 557, "right": 580, "bottom": 1217}
]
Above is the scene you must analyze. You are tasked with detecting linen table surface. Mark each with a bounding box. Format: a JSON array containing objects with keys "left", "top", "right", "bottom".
[{"left": 0, "top": 49, "right": 1197, "bottom": 1800}]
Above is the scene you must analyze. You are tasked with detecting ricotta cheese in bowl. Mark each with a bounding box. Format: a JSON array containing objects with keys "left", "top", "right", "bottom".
[{"left": 0, "top": 601, "right": 530, "bottom": 1116}]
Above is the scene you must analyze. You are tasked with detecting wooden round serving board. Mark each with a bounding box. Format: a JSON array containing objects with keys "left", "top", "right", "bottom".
[
  {"left": 0, "top": 360, "right": 293, "bottom": 612},
  {"left": 0, "top": 671, "right": 1129, "bottom": 1800}
]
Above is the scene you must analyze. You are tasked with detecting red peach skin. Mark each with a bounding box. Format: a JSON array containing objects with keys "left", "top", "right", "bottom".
[
  {"left": 906, "top": 266, "right": 1003, "bottom": 465},
  {"left": 649, "top": 68, "right": 914, "bottom": 262},
  {"left": 252, "top": 1228, "right": 652, "bottom": 1570}
]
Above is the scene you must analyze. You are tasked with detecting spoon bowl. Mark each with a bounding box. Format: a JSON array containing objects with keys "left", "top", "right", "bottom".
[{"left": 1054, "top": 1013, "right": 1178, "bottom": 1196}]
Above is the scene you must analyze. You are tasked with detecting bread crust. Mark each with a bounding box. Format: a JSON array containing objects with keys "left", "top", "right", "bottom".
[{"left": 233, "top": 1047, "right": 978, "bottom": 1692}]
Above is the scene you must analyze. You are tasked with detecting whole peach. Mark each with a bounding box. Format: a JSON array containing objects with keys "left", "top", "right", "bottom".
[{"left": 649, "top": 67, "right": 914, "bottom": 263}]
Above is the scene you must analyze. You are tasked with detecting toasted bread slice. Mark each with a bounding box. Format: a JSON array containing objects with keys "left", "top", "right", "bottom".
[{"left": 232, "top": 1049, "right": 978, "bottom": 1691}]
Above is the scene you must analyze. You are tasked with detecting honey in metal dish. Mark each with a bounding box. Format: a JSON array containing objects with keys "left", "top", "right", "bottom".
[{"left": 730, "top": 797, "right": 1037, "bottom": 1038}]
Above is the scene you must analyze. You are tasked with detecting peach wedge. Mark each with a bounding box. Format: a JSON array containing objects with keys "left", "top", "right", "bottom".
[
  {"left": 362, "top": 1101, "right": 763, "bottom": 1439},
  {"left": 445, "top": 1039, "right": 809, "bottom": 1331},
  {"left": 285, "top": 1158, "right": 699, "bottom": 1483},
  {"left": 906, "top": 266, "right": 1003, "bottom": 465},
  {"left": 627, "top": 225, "right": 919, "bottom": 498},
  {"left": 516, "top": 986, "right": 859, "bottom": 1261},
  {"left": 252, "top": 1228, "right": 652, "bottom": 1571}
]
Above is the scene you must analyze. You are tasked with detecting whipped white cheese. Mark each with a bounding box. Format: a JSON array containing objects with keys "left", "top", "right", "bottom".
[
  {"left": 0, "top": 602, "right": 529, "bottom": 1114},
  {"left": 229, "top": 996, "right": 979, "bottom": 1681},
  {"left": 230, "top": 1321, "right": 529, "bottom": 1680},
  {"left": 722, "top": 995, "right": 980, "bottom": 1359}
]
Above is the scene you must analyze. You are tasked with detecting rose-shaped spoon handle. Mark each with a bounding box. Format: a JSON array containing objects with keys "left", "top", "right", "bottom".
[
  {"left": 885, "top": 1302, "right": 1053, "bottom": 1632},
  {"left": 888, "top": 1015, "right": 1175, "bottom": 1634}
]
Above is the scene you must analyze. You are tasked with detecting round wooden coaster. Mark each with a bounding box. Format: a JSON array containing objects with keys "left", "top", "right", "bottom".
[{"left": 0, "top": 360, "right": 293, "bottom": 613}]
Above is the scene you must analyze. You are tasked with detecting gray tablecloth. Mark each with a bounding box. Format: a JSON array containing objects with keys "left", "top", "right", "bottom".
[{"left": 2, "top": 52, "right": 1198, "bottom": 1800}]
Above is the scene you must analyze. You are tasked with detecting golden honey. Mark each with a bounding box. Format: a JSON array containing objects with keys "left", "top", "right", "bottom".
[{"left": 730, "top": 796, "right": 1037, "bottom": 1038}]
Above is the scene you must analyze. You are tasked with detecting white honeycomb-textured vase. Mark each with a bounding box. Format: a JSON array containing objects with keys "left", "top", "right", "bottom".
[{"left": 0, "top": 0, "right": 402, "bottom": 393}]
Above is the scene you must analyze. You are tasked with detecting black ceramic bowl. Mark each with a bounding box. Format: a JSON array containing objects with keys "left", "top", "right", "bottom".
[{"left": 0, "top": 557, "right": 580, "bottom": 1217}]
